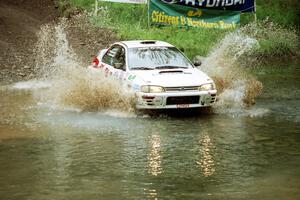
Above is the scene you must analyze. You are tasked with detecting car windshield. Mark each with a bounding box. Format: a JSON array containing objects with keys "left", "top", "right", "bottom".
[{"left": 128, "top": 47, "right": 193, "bottom": 70}]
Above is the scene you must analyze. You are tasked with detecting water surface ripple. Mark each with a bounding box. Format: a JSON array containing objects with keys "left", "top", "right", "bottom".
[{"left": 0, "top": 62, "right": 299, "bottom": 200}]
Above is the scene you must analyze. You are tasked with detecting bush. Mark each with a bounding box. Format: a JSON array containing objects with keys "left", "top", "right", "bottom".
[{"left": 241, "top": 20, "right": 299, "bottom": 59}]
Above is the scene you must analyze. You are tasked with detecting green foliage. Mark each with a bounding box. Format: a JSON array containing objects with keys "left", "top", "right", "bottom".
[
  {"left": 91, "top": 2, "right": 229, "bottom": 58},
  {"left": 63, "top": 0, "right": 300, "bottom": 27},
  {"left": 242, "top": 0, "right": 300, "bottom": 27},
  {"left": 256, "top": 0, "right": 300, "bottom": 27},
  {"left": 72, "top": 0, "right": 95, "bottom": 9},
  {"left": 55, "top": 0, "right": 94, "bottom": 17},
  {"left": 59, "top": 0, "right": 95, "bottom": 9},
  {"left": 242, "top": 20, "right": 299, "bottom": 58},
  {"left": 60, "top": 0, "right": 299, "bottom": 60}
]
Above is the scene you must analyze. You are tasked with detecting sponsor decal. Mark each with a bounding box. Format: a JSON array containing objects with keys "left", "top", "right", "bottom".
[
  {"left": 128, "top": 74, "right": 137, "bottom": 81},
  {"left": 132, "top": 84, "right": 140, "bottom": 91},
  {"left": 104, "top": 68, "right": 110, "bottom": 77},
  {"left": 113, "top": 71, "right": 119, "bottom": 78}
]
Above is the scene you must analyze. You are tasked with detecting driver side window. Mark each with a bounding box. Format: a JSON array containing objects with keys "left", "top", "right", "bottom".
[{"left": 102, "top": 45, "right": 126, "bottom": 71}]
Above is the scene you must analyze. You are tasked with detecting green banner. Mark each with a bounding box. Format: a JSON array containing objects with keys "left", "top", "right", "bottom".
[{"left": 149, "top": 0, "right": 240, "bottom": 29}]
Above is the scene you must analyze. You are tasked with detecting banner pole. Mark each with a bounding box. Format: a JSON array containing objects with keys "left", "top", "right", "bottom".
[
  {"left": 254, "top": 0, "right": 257, "bottom": 22},
  {"left": 94, "top": 0, "right": 98, "bottom": 16},
  {"left": 147, "top": 0, "right": 150, "bottom": 29}
]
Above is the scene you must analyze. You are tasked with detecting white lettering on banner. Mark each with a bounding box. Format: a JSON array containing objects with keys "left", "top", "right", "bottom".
[
  {"left": 205, "top": 0, "right": 245, "bottom": 7},
  {"left": 159, "top": 0, "right": 248, "bottom": 8},
  {"left": 177, "top": 0, "right": 206, "bottom": 6},
  {"left": 185, "top": 0, "right": 195, "bottom": 6},
  {"left": 206, "top": 0, "right": 214, "bottom": 7},
  {"left": 226, "top": 0, "right": 233, "bottom": 6}
]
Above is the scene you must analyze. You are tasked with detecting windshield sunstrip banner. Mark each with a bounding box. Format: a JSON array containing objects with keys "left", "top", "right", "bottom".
[
  {"left": 160, "top": 0, "right": 255, "bottom": 13},
  {"left": 150, "top": 0, "right": 240, "bottom": 29}
]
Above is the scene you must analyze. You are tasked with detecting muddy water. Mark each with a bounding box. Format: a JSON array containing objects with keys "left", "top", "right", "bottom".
[
  {"left": 0, "top": 62, "right": 299, "bottom": 200},
  {"left": 1, "top": 20, "right": 300, "bottom": 199}
]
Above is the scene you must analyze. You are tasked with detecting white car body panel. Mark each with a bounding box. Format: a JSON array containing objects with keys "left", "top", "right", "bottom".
[
  {"left": 131, "top": 68, "right": 212, "bottom": 87},
  {"left": 90, "top": 40, "right": 217, "bottom": 109}
]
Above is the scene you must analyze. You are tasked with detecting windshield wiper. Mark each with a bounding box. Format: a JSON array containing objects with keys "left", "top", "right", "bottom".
[
  {"left": 130, "top": 67, "right": 154, "bottom": 70},
  {"left": 155, "top": 66, "right": 188, "bottom": 69}
]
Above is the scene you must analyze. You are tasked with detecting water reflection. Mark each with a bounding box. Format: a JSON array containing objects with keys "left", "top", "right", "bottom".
[
  {"left": 197, "top": 133, "right": 215, "bottom": 177},
  {"left": 53, "top": 140, "right": 71, "bottom": 183},
  {"left": 148, "top": 134, "right": 162, "bottom": 176},
  {"left": 144, "top": 188, "right": 159, "bottom": 200}
]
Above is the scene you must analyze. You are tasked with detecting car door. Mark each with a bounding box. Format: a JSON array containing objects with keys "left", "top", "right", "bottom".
[{"left": 101, "top": 44, "right": 127, "bottom": 80}]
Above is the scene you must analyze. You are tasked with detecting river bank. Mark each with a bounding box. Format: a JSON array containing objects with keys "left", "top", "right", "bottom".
[
  {"left": 0, "top": 0, "right": 118, "bottom": 84},
  {"left": 0, "top": 0, "right": 60, "bottom": 83}
]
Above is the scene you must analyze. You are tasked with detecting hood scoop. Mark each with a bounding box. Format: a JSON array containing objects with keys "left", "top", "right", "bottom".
[{"left": 159, "top": 70, "right": 183, "bottom": 74}]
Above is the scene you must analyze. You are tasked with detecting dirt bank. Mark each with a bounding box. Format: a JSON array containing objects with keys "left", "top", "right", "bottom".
[
  {"left": 0, "top": 0, "right": 117, "bottom": 84},
  {"left": 65, "top": 14, "right": 118, "bottom": 66},
  {"left": 0, "top": 0, "right": 60, "bottom": 83}
]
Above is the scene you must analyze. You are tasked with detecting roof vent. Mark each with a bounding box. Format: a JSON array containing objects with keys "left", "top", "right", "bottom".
[{"left": 140, "top": 41, "right": 156, "bottom": 44}]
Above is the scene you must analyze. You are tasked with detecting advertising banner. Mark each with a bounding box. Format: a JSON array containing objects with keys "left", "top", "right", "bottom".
[
  {"left": 98, "top": 0, "right": 147, "bottom": 4},
  {"left": 159, "top": 0, "right": 255, "bottom": 13},
  {"left": 150, "top": 0, "right": 240, "bottom": 29}
]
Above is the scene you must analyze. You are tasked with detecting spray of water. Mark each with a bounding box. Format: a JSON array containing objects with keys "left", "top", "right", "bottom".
[
  {"left": 34, "top": 19, "right": 135, "bottom": 113},
  {"left": 201, "top": 29, "right": 263, "bottom": 113},
  {"left": 34, "top": 23, "right": 56, "bottom": 78}
]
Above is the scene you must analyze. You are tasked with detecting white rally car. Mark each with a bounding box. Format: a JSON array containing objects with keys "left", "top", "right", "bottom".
[{"left": 90, "top": 40, "right": 217, "bottom": 109}]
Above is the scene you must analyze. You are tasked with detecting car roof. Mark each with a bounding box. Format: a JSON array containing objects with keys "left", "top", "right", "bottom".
[{"left": 118, "top": 40, "right": 174, "bottom": 48}]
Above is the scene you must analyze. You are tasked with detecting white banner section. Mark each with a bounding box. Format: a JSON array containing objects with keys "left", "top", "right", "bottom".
[{"left": 98, "top": 0, "right": 147, "bottom": 4}]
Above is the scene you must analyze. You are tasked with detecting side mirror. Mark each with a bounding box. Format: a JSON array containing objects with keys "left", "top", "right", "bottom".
[
  {"left": 193, "top": 61, "right": 201, "bottom": 67},
  {"left": 193, "top": 56, "right": 206, "bottom": 67}
]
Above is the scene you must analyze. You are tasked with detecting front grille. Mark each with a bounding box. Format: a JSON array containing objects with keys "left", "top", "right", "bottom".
[
  {"left": 166, "top": 96, "right": 200, "bottom": 105},
  {"left": 165, "top": 86, "right": 199, "bottom": 92}
]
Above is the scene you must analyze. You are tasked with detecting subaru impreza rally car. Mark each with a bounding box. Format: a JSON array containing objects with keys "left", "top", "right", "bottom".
[{"left": 90, "top": 40, "right": 217, "bottom": 109}]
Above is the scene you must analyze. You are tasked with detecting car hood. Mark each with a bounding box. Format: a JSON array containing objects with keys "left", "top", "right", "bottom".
[{"left": 131, "top": 68, "right": 213, "bottom": 87}]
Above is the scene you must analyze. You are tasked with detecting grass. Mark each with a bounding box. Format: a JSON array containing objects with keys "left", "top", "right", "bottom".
[
  {"left": 240, "top": 0, "right": 300, "bottom": 26},
  {"left": 241, "top": 20, "right": 299, "bottom": 59},
  {"left": 57, "top": 0, "right": 300, "bottom": 61},
  {"left": 90, "top": 2, "right": 230, "bottom": 58}
]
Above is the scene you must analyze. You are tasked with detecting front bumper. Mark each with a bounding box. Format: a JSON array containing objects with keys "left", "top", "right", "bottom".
[{"left": 135, "top": 90, "right": 217, "bottom": 109}]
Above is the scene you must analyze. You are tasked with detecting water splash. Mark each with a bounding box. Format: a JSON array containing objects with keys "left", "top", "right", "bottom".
[
  {"left": 33, "top": 19, "right": 135, "bottom": 113},
  {"left": 34, "top": 23, "right": 56, "bottom": 78},
  {"left": 12, "top": 80, "right": 51, "bottom": 90},
  {"left": 201, "top": 29, "right": 263, "bottom": 114}
]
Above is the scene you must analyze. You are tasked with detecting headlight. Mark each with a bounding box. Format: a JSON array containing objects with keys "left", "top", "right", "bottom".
[
  {"left": 141, "top": 85, "right": 165, "bottom": 93},
  {"left": 198, "top": 83, "right": 215, "bottom": 91}
]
